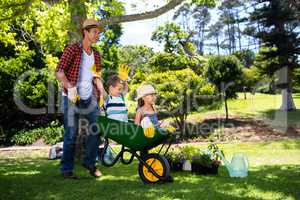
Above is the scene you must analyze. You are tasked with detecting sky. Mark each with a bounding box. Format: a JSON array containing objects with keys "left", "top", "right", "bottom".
[
  {"left": 119, "top": 0, "right": 176, "bottom": 52},
  {"left": 118, "top": 0, "right": 256, "bottom": 54},
  {"left": 118, "top": 0, "right": 221, "bottom": 53}
]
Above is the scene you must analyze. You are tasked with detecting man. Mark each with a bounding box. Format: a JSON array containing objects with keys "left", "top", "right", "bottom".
[{"left": 56, "top": 19, "right": 105, "bottom": 179}]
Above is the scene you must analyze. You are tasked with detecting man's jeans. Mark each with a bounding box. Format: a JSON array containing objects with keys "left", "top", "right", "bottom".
[{"left": 60, "top": 95, "right": 100, "bottom": 173}]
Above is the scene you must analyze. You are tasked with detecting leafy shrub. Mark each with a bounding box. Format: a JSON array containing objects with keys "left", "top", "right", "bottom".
[
  {"left": 180, "top": 145, "right": 198, "bottom": 161},
  {"left": 11, "top": 120, "right": 63, "bottom": 145},
  {"left": 165, "top": 146, "right": 186, "bottom": 163},
  {"left": 132, "top": 68, "right": 217, "bottom": 138}
]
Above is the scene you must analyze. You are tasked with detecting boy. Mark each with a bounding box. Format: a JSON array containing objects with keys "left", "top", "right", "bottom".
[{"left": 104, "top": 75, "right": 129, "bottom": 122}]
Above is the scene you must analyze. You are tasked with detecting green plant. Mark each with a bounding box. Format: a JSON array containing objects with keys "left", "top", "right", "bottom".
[
  {"left": 192, "top": 154, "right": 213, "bottom": 167},
  {"left": 10, "top": 120, "right": 63, "bottom": 145},
  {"left": 165, "top": 147, "right": 186, "bottom": 163},
  {"left": 205, "top": 55, "right": 243, "bottom": 119},
  {"left": 180, "top": 145, "right": 198, "bottom": 161},
  {"left": 136, "top": 68, "right": 217, "bottom": 138},
  {"left": 192, "top": 144, "right": 223, "bottom": 167},
  {"left": 208, "top": 143, "right": 224, "bottom": 161}
]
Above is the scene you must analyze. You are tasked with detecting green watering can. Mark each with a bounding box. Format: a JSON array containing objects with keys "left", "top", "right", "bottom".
[{"left": 217, "top": 150, "right": 249, "bottom": 178}]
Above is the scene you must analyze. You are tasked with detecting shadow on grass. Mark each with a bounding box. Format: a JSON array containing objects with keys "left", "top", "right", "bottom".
[
  {"left": 259, "top": 109, "right": 300, "bottom": 128},
  {"left": 180, "top": 117, "right": 277, "bottom": 140},
  {"left": 0, "top": 157, "right": 299, "bottom": 200},
  {"left": 292, "top": 93, "right": 300, "bottom": 99}
]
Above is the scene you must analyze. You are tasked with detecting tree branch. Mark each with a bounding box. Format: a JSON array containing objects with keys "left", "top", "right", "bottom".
[{"left": 99, "top": 0, "right": 185, "bottom": 26}]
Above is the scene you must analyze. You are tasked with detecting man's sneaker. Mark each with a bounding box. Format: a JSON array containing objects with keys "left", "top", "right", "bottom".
[
  {"left": 82, "top": 164, "right": 102, "bottom": 178},
  {"left": 62, "top": 171, "right": 78, "bottom": 179}
]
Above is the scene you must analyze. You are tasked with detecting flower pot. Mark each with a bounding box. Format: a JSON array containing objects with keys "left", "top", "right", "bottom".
[
  {"left": 182, "top": 160, "right": 192, "bottom": 171},
  {"left": 191, "top": 162, "right": 219, "bottom": 175},
  {"left": 171, "top": 161, "right": 184, "bottom": 171}
]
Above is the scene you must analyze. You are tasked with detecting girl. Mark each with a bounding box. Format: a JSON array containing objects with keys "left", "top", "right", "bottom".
[
  {"left": 134, "top": 84, "right": 160, "bottom": 128},
  {"left": 134, "top": 84, "right": 174, "bottom": 182}
]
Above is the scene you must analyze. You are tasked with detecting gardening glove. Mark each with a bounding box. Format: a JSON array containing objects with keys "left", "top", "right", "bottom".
[
  {"left": 91, "top": 64, "right": 101, "bottom": 78},
  {"left": 141, "top": 117, "right": 155, "bottom": 138},
  {"left": 118, "top": 64, "right": 130, "bottom": 81},
  {"left": 144, "top": 125, "right": 155, "bottom": 138},
  {"left": 98, "top": 95, "right": 104, "bottom": 108},
  {"left": 68, "top": 87, "right": 80, "bottom": 103}
]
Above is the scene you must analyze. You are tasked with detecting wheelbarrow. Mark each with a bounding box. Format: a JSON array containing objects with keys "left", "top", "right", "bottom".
[{"left": 96, "top": 115, "right": 175, "bottom": 184}]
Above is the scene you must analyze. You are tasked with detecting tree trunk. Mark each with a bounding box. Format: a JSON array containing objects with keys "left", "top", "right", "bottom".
[
  {"left": 68, "top": 0, "right": 87, "bottom": 43},
  {"left": 67, "top": 0, "right": 87, "bottom": 158},
  {"left": 224, "top": 92, "right": 229, "bottom": 120},
  {"left": 280, "top": 88, "right": 296, "bottom": 111},
  {"left": 236, "top": 12, "right": 242, "bottom": 51},
  {"left": 216, "top": 35, "right": 220, "bottom": 55},
  {"left": 279, "top": 67, "right": 296, "bottom": 111}
]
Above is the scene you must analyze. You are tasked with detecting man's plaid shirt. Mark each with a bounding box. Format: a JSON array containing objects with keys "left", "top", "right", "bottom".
[
  {"left": 56, "top": 42, "right": 101, "bottom": 85},
  {"left": 56, "top": 42, "right": 101, "bottom": 96}
]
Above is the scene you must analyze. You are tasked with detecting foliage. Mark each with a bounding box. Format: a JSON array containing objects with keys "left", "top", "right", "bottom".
[
  {"left": 192, "top": 144, "right": 223, "bottom": 167},
  {"left": 232, "top": 49, "right": 255, "bottom": 68},
  {"left": 250, "top": 0, "right": 299, "bottom": 111},
  {"left": 192, "top": 153, "right": 213, "bottom": 167},
  {"left": 93, "top": 0, "right": 125, "bottom": 83},
  {"left": 10, "top": 120, "right": 63, "bottom": 145},
  {"left": 180, "top": 145, "right": 198, "bottom": 161},
  {"left": 136, "top": 68, "right": 216, "bottom": 137},
  {"left": 118, "top": 45, "right": 154, "bottom": 75},
  {"left": 15, "top": 67, "right": 57, "bottom": 109},
  {"left": 241, "top": 66, "right": 261, "bottom": 91},
  {"left": 205, "top": 55, "right": 243, "bottom": 119},
  {"left": 205, "top": 55, "right": 243, "bottom": 97},
  {"left": 165, "top": 146, "right": 186, "bottom": 163},
  {"left": 148, "top": 52, "right": 202, "bottom": 72},
  {"left": 0, "top": 49, "right": 35, "bottom": 130},
  {"left": 151, "top": 22, "right": 196, "bottom": 55}
]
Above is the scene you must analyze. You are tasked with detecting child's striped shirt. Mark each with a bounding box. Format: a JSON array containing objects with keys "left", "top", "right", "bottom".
[{"left": 104, "top": 94, "right": 128, "bottom": 122}]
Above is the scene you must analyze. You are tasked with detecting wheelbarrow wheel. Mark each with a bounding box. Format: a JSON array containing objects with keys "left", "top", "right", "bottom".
[{"left": 138, "top": 153, "right": 170, "bottom": 184}]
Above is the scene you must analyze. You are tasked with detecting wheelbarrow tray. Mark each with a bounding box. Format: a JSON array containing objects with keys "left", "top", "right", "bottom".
[{"left": 96, "top": 115, "right": 169, "bottom": 151}]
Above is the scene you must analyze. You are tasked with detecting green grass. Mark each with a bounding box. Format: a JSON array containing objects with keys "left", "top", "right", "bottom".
[
  {"left": 127, "top": 92, "right": 300, "bottom": 128},
  {"left": 1, "top": 139, "right": 300, "bottom": 200},
  {"left": 186, "top": 93, "right": 300, "bottom": 127}
]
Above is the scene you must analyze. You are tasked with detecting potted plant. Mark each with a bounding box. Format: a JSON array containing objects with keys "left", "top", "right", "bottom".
[
  {"left": 165, "top": 147, "right": 185, "bottom": 171},
  {"left": 191, "top": 144, "right": 223, "bottom": 175},
  {"left": 181, "top": 145, "right": 198, "bottom": 171}
]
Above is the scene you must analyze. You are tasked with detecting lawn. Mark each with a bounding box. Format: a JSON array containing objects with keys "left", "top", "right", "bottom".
[
  {"left": 1, "top": 139, "right": 299, "bottom": 200},
  {"left": 186, "top": 93, "right": 300, "bottom": 127},
  {"left": 127, "top": 92, "right": 300, "bottom": 128}
]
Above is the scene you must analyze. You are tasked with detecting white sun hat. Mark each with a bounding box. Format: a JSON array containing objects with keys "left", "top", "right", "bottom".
[{"left": 136, "top": 84, "right": 157, "bottom": 100}]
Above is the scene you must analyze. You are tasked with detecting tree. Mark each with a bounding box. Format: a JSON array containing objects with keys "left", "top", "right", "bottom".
[
  {"left": 218, "top": 0, "right": 244, "bottom": 54},
  {"left": 241, "top": 66, "right": 261, "bottom": 99},
  {"left": 0, "top": 0, "right": 216, "bottom": 42},
  {"left": 250, "top": 0, "right": 300, "bottom": 111},
  {"left": 232, "top": 49, "right": 255, "bottom": 68},
  {"left": 173, "top": 3, "right": 192, "bottom": 32},
  {"left": 173, "top": 3, "right": 212, "bottom": 55},
  {"left": 151, "top": 22, "right": 196, "bottom": 56},
  {"left": 192, "top": 6, "right": 211, "bottom": 54},
  {"left": 143, "top": 68, "right": 216, "bottom": 138},
  {"left": 148, "top": 52, "right": 203, "bottom": 73},
  {"left": 205, "top": 55, "right": 243, "bottom": 120},
  {"left": 118, "top": 45, "right": 154, "bottom": 75},
  {"left": 0, "top": 0, "right": 125, "bottom": 146},
  {"left": 206, "top": 21, "right": 223, "bottom": 55}
]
